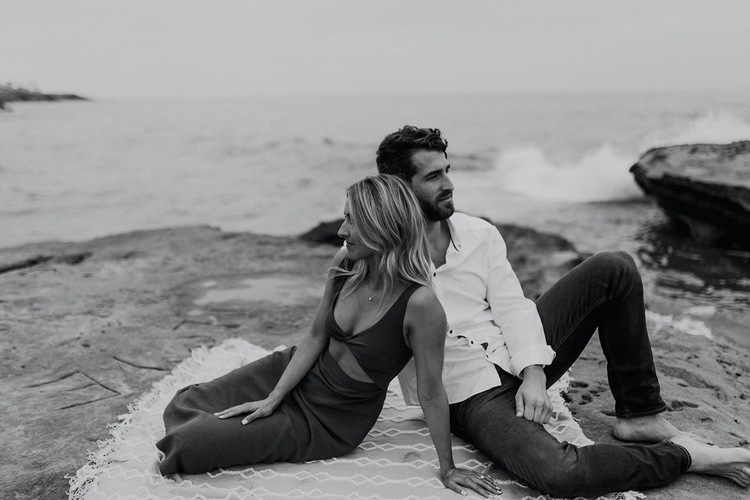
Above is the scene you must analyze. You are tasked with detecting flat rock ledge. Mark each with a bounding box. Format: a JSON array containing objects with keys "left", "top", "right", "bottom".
[
  {"left": 1, "top": 225, "right": 748, "bottom": 500},
  {"left": 630, "top": 141, "right": 750, "bottom": 244}
]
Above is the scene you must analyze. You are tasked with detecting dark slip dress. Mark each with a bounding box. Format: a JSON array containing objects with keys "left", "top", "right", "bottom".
[{"left": 156, "top": 268, "right": 420, "bottom": 475}]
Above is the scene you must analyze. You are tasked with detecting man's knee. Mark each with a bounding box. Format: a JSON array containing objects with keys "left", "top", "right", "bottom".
[
  {"left": 589, "top": 251, "right": 641, "bottom": 290},
  {"left": 590, "top": 250, "right": 636, "bottom": 271}
]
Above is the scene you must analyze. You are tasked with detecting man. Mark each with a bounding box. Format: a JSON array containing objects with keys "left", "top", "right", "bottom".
[{"left": 377, "top": 125, "right": 750, "bottom": 497}]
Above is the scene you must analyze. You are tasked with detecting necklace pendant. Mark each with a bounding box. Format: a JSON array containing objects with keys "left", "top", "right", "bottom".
[{"left": 368, "top": 296, "right": 372, "bottom": 301}]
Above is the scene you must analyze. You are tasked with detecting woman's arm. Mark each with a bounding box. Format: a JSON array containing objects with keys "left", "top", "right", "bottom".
[
  {"left": 405, "top": 287, "right": 500, "bottom": 498},
  {"left": 215, "top": 247, "right": 347, "bottom": 425}
]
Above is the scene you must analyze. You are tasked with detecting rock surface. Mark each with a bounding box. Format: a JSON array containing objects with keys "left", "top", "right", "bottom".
[
  {"left": 1, "top": 225, "right": 748, "bottom": 499},
  {"left": 299, "top": 218, "right": 586, "bottom": 300},
  {"left": 630, "top": 141, "right": 750, "bottom": 244}
]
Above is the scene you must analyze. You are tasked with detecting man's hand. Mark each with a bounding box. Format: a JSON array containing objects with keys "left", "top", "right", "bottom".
[{"left": 515, "top": 365, "right": 552, "bottom": 424}]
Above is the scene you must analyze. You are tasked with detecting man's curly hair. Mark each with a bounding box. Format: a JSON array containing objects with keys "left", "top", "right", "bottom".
[{"left": 376, "top": 126, "right": 448, "bottom": 180}]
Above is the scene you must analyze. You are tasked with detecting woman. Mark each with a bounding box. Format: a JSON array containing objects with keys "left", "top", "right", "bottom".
[{"left": 156, "top": 175, "right": 499, "bottom": 498}]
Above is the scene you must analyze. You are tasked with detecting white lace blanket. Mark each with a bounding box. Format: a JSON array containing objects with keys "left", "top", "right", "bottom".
[{"left": 68, "top": 338, "right": 643, "bottom": 500}]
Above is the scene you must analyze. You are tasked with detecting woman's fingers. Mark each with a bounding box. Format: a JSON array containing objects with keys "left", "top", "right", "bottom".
[
  {"left": 475, "top": 471, "right": 499, "bottom": 488},
  {"left": 242, "top": 404, "right": 275, "bottom": 425},
  {"left": 214, "top": 403, "right": 253, "bottom": 419},
  {"left": 444, "top": 468, "right": 501, "bottom": 498},
  {"left": 214, "top": 406, "right": 238, "bottom": 419},
  {"left": 242, "top": 409, "right": 264, "bottom": 425},
  {"left": 467, "top": 473, "right": 501, "bottom": 497},
  {"left": 213, "top": 399, "right": 275, "bottom": 424},
  {"left": 444, "top": 479, "right": 468, "bottom": 497}
]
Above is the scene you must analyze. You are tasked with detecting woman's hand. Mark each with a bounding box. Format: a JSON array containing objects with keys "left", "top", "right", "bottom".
[
  {"left": 442, "top": 466, "right": 501, "bottom": 498},
  {"left": 214, "top": 397, "right": 279, "bottom": 425}
]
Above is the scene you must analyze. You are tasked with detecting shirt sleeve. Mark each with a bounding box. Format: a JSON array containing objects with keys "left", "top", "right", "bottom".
[{"left": 484, "top": 228, "right": 555, "bottom": 377}]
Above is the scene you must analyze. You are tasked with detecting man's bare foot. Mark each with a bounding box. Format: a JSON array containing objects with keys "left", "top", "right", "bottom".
[
  {"left": 671, "top": 435, "right": 750, "bottom": 488},
  {"left": 613, "top": 414, "right": 684, "bottom": 442},
  {"left": 612, "top": 414, "right": 712, "bottom": 444}
]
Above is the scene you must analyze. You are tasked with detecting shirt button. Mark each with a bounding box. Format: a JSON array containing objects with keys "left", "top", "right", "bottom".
[
  {"left": 449, "top": 329, "right": 453, "bottom": 333},
  {"left": 469, "top": 340, "right": 474, "bottom": 345},
  {"left": 433, "top": 272, "right": 436, "bottom": 277}
]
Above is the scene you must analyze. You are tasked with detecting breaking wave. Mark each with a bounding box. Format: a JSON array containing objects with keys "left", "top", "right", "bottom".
[{"left": 494, "top": 111, "right": 750, "bottom": 202}]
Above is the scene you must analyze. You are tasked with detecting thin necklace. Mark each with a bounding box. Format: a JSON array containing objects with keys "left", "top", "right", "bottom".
[{"left": 366, "top": 281, "right": 384, "bottom": 302}]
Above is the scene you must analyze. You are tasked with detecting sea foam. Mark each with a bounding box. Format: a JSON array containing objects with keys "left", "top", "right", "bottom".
[{"left": 492, "top": 111, "right": 750, "bottom": 203}]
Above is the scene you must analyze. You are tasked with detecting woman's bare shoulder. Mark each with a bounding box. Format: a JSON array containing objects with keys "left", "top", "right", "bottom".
[{"left": 406, "top": 286, "right": 445, "bottom": 320}]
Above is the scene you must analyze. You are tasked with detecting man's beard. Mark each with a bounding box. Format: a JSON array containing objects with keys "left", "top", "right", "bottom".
[{"left": 419, "top": 195, "right": 454, "bottom": 221}]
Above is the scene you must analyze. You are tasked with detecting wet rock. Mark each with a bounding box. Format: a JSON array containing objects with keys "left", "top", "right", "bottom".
[
  {"left": 630, "top": 141, "right": 750, "bottom": 244},
  {"left": 298, "top": 220, "right": 344, "bottom": 246},
  {"left": 299, "top": 217, "right": 587, "bottom": 299},
  {"left": 494, "top": 223, "right": 587, "bottom": 299},
  {"left": 0, "top": 252, "right": 92, "bottom": 274}
]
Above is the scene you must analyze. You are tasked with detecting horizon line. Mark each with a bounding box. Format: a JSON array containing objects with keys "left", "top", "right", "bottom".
[{"left": 66, "top": 86, "right": 750, "bottom": 102}]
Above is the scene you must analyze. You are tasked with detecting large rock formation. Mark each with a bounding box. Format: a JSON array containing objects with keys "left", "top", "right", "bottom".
[
  {"left": 300, "top": 218, "right": 586, "bottom": 299},
  {"left": 3, "top": 225, "right": 749, "bottom": 499},
  {"left": 630, "top": 141, "right": 750, "bottom": 244}
]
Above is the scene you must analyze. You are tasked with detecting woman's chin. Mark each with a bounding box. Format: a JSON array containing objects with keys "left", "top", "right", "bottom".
[
  {"left": 345, "top": 246, "right": 371, "bottom": 262},
  {"left": 347, "top": 251, "right": 361, "bottom": 261}
]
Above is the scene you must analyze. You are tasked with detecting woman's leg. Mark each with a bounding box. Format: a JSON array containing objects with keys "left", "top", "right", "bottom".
[
  {"left": 157, "top": 404, "right": 301, "bottom": 475},
  {"left": 157, "top": 347, "right": 300, "bottom": 474}
]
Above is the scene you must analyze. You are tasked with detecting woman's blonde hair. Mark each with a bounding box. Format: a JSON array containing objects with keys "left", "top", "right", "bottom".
[{"left": 337, "top": 175, "right": 432, "bottom": 298}]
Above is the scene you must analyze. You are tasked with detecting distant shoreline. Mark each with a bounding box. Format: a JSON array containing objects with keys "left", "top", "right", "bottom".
[{"left": 0, "top": 84, "right": 88, "bottom": 109}]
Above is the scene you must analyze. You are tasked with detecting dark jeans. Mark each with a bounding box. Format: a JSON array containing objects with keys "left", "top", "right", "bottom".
[{"left": 449, "top": 251, "right": 690, "bottom": 497}]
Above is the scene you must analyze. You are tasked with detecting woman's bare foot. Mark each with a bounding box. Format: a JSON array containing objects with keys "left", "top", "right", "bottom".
[
  {"left": 671, "top": 434, "right": 750, "bottom": 488},
  {"left": 612, "top": 415, "right": 712, "bottom": 444}
]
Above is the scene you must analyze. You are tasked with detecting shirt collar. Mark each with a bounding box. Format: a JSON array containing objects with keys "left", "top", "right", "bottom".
[{"left": 445, "top": 216, "right": 462, "bottom": 253}]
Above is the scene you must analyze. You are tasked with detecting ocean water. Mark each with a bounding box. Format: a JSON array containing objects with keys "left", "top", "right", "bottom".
[{"left": 2, "top": 91, "right": 750, "bottom": 346}]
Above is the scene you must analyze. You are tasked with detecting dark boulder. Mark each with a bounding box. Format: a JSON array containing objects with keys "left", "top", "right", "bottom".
[
  {"left": 299, "top": 217, "right": 586, "bottom": 299},
  {"left": 630, "top": 141, "right": 750, "bottom": 244},
  {"left": 299, "top": 220, "right": 344, "bottom": 246}
]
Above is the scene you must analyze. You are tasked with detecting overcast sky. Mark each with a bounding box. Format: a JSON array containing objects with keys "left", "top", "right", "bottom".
[{"left": 2, "top": 0, "right": 749, "bottom": 99}]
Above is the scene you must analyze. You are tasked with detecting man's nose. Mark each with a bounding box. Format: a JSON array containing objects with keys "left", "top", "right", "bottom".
[{"left": 443, "top": 175, "right": 454, "bottom": 192}]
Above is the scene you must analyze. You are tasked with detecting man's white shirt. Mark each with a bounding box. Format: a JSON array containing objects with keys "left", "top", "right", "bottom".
[{"left": 398, "top": 212, "right": 555, "bottom": 405}]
